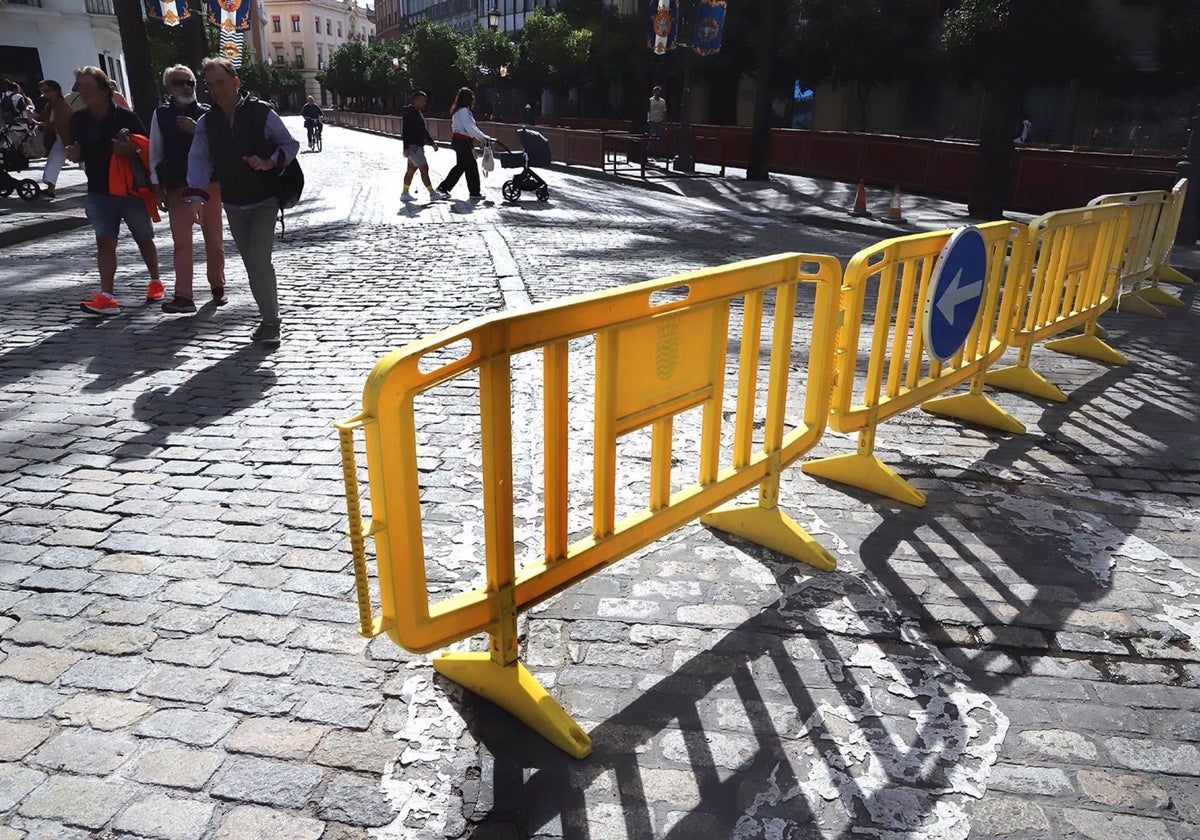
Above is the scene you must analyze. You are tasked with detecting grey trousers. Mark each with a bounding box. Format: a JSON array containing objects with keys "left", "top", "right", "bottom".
[{"left": 225, "top": 203, "right": 280, "bottom": 323}]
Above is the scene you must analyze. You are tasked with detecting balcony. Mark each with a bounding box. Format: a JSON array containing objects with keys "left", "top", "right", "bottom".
[{"left": 86, "top": 0, "right": 115, "bottom": 14}]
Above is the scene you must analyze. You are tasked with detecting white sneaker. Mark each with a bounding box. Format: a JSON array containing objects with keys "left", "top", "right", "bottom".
[
  {"left": 431, "top": 190, "right": 449, "bottom": 201},
  {"left": 401, "top": 191, "right": 414, "bottom": 202}
]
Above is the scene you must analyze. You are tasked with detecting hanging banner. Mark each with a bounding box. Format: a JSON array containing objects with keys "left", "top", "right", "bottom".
[
  {"left": 647, "top": 0, "right": 679, "bottom": 54},
  {"left": 691, "top": 0, "right": 727, "bottom": 56},
  {"left": 219, "top": 29, "right": 246, "bottom": 68},
  {"left": 207, "top": 0, "right": 251, "bottom": 33},
  {"left": 145, "top": 0, "right": 190, "bottom": 26}
]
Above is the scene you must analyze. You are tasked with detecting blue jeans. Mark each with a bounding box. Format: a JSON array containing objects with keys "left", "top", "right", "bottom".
[{"left": 84, "top": 193, "right": 154, "bottom": 242}]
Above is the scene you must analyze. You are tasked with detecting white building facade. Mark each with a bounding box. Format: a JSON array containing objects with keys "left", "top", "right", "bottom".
[
  {"left": 261, "top": 0, "right": 374, "bottom": 102},
  {"left": 0, "top": 0, "right": 130, "bottom": 107}
]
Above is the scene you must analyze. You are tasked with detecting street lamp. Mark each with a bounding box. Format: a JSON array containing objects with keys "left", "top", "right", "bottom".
[{"left": 487, "top": 6, "right": 500, "bottom": 31}]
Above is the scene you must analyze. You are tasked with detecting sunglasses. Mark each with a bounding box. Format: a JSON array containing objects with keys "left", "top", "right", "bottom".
[{"left": 169, "top": 79, "right": 196, "bottom": 87}]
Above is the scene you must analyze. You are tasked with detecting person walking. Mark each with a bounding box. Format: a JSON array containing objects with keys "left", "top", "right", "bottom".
[
  {"left": 184, "top": 57, "right": 299, "bottom": 345},
  {"left": 433, "top": 87, "right": 493, "bottom": 202},
  {"left": 66, "top": 65, "right": 163, "bottom": 316},
  {"left": 646, "top": 85, "right": 666, "bottom": 157},
  {"left": 150, "top": 64, "right": 226, "bottom": 314},
  {"left": 301, "top": 95, "right": 323, "bottom": 148},
  {"left": 400, "top": 90, "right": 437, "bottom": 202},
  {"left": 36, "top": 80, "right": 72, "bottom": 198}
]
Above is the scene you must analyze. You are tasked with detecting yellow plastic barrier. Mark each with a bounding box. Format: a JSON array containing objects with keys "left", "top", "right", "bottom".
[
  {"left": 1087, "top": 189, "right": 1171, "bottom": 318},
  {"left": 801, "top": 222, "right": 1026, "bottom": 507},
  {"left": 335, "top": 254, "right": 844, "bottom": 758},
  {"left": 984, "top": 203, "right": 1131, "bottom": 403},
  {"left": 1149, "top": 178, "right": 1194, "bottom": 290}
]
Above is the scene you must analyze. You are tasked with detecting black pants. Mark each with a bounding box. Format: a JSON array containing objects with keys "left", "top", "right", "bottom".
[{"left": 438, "top": 137, "right": 480, "bottom": 197}]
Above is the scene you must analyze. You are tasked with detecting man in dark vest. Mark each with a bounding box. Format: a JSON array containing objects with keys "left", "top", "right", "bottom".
[
  {"left": 150, "top": 64, "right": 226, "bottom": 314},
  {"left": 184, "top": 57, "right": 298, "bottom": 345}
]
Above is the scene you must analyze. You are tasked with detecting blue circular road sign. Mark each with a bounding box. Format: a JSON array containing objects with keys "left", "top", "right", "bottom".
[{"left": 923, "top": 226, "right": 988, "bottom": 362}]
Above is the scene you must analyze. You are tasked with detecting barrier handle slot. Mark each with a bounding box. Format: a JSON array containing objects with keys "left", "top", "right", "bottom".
[{"left": 336, "top": 417, "right": 380, "bottom": 638}]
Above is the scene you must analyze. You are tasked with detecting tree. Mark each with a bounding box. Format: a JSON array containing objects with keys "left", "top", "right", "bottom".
[
  {"left": 454, "top": 28, "right": 517, "bottom": 116},
  {"left": 514, "top": 10, "right": 591, "bottom": 108},
  {"left": 941, "top": 0, "right": 1124, "bottom": 218},
  {"left": 322, "top": 39, "right": 374, "bottom": 107},
  {"left": 365, "top": 40, "right": 412, "bottom": 111},
  {"left": 405, "top": 19, "right": 463, "bottom": 113},
  {"left": 146, "top": 9, "right": 219, "bottom": 95},
  {"left": 113, "top": 0, "right": 159, "bottom": 124},
  {"left": 790, "top": 0, "right": 938, "bottom": 132}
]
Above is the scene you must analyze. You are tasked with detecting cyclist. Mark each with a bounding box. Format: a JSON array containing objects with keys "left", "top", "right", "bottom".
[{"left": 301, "top": 95, "right": 324, "bottom": 149}]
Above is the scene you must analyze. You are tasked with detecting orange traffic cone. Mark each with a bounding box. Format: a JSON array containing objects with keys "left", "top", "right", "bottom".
[
  {"left": 886, "top": 186, "right": 906, "bottom": 223},
  {"left": 849, "top": 180, "right": 869, "bottom": 216}
]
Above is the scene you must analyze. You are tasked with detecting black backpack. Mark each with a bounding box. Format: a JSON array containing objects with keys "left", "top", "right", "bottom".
[{"left": 248, "top": 99, "right": 304, "bottom": 236}]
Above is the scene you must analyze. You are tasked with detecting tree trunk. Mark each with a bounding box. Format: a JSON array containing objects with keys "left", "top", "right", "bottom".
[
  {"left": 114, "top": 0, "right": 158, "bottom": 126},
  {"left": 183, "top": 0, "right": 208, "bottom": 81},
  {"left": 746, "top": 0, "right": 775, "bottom": 180}
]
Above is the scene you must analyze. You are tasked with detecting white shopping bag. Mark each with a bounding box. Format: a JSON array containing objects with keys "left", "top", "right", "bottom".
[{"left": 481, "top": 145, "right": 494, "bottom": 176}]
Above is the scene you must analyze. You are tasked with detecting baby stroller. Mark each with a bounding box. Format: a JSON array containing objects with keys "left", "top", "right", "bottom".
[
  {"left": 496, "top": 128, "right": 552, "bottom": 203},
  {"left": 1, "top": 121, "right": 43, "bottom": 201}
]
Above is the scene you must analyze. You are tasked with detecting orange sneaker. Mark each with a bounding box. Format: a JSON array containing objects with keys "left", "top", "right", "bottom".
[
  {"left": 80, "top": 292, "right": 120, "bottom": 316},
  {"left": 145, "top": 279, "right": 165, "bottom": 301}
]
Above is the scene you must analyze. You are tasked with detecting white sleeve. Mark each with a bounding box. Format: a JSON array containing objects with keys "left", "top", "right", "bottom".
[{"left": 148, "top": 111, "right": 163, "bottom": 185}]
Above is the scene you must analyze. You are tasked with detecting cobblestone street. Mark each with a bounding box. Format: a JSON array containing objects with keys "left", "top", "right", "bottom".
[{"left": 2, "top": 119, "right": 1200, "bottom": 840}]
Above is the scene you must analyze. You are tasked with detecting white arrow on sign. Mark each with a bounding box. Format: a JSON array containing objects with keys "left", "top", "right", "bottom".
[{"left": 936, "top": 268, "right": 983, "bottom": 325}]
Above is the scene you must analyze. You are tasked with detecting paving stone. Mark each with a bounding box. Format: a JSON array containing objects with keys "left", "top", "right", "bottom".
[
  {"left": 69, "top": 627, "right": 159, "bottom": 655},
  {"left": 223, "top": 717, "right": 325, "bottom": 760},
  {"left": 219, "top": 587, "right": 301, "bottom": 616},
  {"left": 0, "top": 764, "right": 46, "bottom": 811},
  {"left": 137, "top": 708, "right": 239, "bottom": 746},
  {"left": 964, "top": 796, "right": 1051, "bottom": 836},
  {"left": 1075, "top": 768, "right": 1172, "bottom": 810},
  {"left": 130, "top": 743, "right": 226, "bottom": 790},
  {"left": 161, "top": 579, "right": 232, "bottom": 606},
  {"left": 311, "top": 730, "right": 403, "bottom": 773},
  {"left": 3, "top": 618, "right": 86, "bottom": 647},
  {"left": 21, "top": 568, "right": 99, "bottom": 592},
  {"left": 317, "top": 772, "right": 395, "bottom": 827},
  {"left": 286, "top": 623, "right": 368, "bottom": 656},
  {"left": 60, "top": 654, "right": 154, "bottom": 691},
  {"left": 88, "top": 598, "right": 162, "bottom": 625},
  {"left": 295, "top": 653, "right": 386, "bottom": 689},
  {"left": 29, "top": 728, "right": 137, "bottom": 775},
  {"left": 217, "top": 642, "right": 303, "bottom": 677},
  {"left": 136, "top": 665, "right": 232, "bottom": 702},
  {"left": 0, "top": 679, "right": 64, "bottom": 719},
  {"left": 18, "top": 775, "right": 138, "bottom": 829},
  {"left": 212, "top": 804, "right": 324, "bottom": 840},
  {"left": 0, "top": 647, "right": 81, "bottom": 683},
  {"left": 293, "top": 690, "right": 380, "bottom": 730},
  {"left": 1105, "top": 737, "right": 1200, "bottom": 775},
  {"left": 147, "top": 636, "right": 230, "bottom": 667},
  {"left": 1060, "top": 807, "right": 1175, "bottom": 840},
  {"left": 53, "top": 693, "right": 154, "bottom": 730},
  {"left": 0, "top": 720, "right": 52, "bottom": 760},
  {"left": 11, "top": 592, "right": 95, "bottom": 619},
  {"left": 112, "top": 793, "right": 217, "bottom": 840},
  {"left": 210, "top": 755, "right": 324, "bottom": 808},
  {"left": 219, "top": 676, "right": 307, "bottom": 716}
]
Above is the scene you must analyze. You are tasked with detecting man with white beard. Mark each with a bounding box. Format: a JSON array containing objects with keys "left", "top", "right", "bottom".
[{"left": 150, "top": 63, "right": 227, "bottom": 314}]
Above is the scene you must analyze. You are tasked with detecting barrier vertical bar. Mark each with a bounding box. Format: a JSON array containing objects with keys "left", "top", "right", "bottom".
[
  {"left": 594, "top": 331, "right": 618, "bottom": 538},
  {"left": 700, "top": 304, "right": 731, "bottom": 485},
  {"left": 544, "top": 342, "right": 569, "bottom": 563},
  {"left": 732, "top": 292, "right": 764, "bottom": 469},
  {"left": 650, "top": 418, "right": 673, "bottom": 510}
]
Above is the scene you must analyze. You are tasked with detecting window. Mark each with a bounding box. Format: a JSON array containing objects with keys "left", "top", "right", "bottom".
[
  {"left": 271, "top": 15, "right": 280, "bottom": 32},
  {"left": 315, "top": 16, "right": 320, "bottom": 32},
  {"left": 275, "top": 52, "right": 285, "bottom": 65},
  {"left": 337, "top": 22, "right": 342, "bottom": 37},
  {"left": 291, "top": 15, "right": 301, "bottom": 31},
  {"left": 318, "top": 49, "right": 324, "bottom": 69},
  {"left": 326, "top": 19, "right": 331, "bottom": 34},
  {"left": 294, "top": 47, "right": 304, "bottom": 69}
]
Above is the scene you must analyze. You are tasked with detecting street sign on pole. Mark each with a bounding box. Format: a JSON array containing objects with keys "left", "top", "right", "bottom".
[{"left": 924, "top": 226, "right": 987, "bottom": 362}]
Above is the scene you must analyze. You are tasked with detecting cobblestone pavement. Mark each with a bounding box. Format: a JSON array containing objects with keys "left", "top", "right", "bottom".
[{"left": 2, "top": 119, "right": 1200, "bottom": 840}]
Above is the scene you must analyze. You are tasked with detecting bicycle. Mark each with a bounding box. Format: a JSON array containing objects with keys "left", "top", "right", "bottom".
[{"left": 306, "top": 119, "right": 323, "bottom": 153}]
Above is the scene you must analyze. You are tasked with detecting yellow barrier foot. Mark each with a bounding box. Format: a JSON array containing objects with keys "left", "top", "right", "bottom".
[
  {"left": 1138, "top": 286, "right": 1187, "bottom": 308},
  {"left": 983, "top": 365, "right": 1069, "bottom": 402},
  {"left": 1114, "top": 293, "right": 1165, "bottom": 318},
  {"left": 921, "top": 393, "right": 1026, "bottom": 435},
  {"left": 802, "top": 453, "right": 926, "bottom": 507},
  {"left": 1158, "top": 266, "right": 1194, "bottom": 286},
  {"left": 433, "top": 653, "right": 593, "bottom": 759},
  {"left": 1044, "top": 334, "right": 1129, "bottom": 367},
  {"left": 702, "top": 504, "right": 837, "bottom": 572}
]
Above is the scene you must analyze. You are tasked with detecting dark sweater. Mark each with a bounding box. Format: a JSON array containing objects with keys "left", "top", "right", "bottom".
[{"left": 401, "top": 105, "right": 435, "bottom": 147}]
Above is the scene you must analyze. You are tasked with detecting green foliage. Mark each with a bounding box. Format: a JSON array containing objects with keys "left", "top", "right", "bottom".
[
  {"left": 455, "top": 27, "right": 518, "bottom": 89},
  {"left": 365, "top": 40, "right": 412, "bottom": 100},
  {"left": 405, "top": 19, "right": 463, "bottom": 109},
  {"left": 940, "top": 0, "right": 1125, "bottom": 84},
  {"left": 323, "top": 39, "right": 373, "bottom": 102},
  {"left": 1158, "top": 0, "right": 1200, "bottom": 86},
  {"left": 514, "top": 10, "right": 591, "bottom": 95}
]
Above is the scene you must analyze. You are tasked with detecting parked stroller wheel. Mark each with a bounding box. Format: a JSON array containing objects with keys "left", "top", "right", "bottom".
[
  {"left": 501, "top": 180, "right": 520, "bottom": 203},
  {"left": 0, "top": 187, "right": 12, "bottom": 199},
  {"left": 17, "top": 179, "right": 39, "bottom": 201},
  {"left": 536, "top": 185, "right": 550, "bottom": 203}
]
